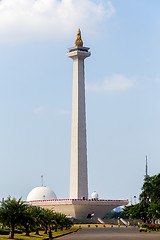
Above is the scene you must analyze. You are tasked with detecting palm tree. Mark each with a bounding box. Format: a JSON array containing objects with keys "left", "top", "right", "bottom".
[
  {"left": 53, "top": 213, "right": 73, "bottom": 232},
  {"left": 41, "top": 208, "right": 55, "bottom": 234},
  {"left": 29, "top": 206, "right": 44, "bottom": 235},
  {"left": 64, "top": 217, "right": 73, "bottom": 230},
  {"left": 53, "top": 212, "right": 60, "bottom": 232},
  {"left": 58, "top": 214, "right": 66, "bottom": 231},
  {"left": 0, "top": 196, "right": 27, "bottom": 239},
  {"left": 21, "top": 205, "right": 35, "bottom": 236}
]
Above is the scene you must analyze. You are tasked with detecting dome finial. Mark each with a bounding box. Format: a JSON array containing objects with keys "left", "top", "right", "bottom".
[
  {"left": 75, "top": 28, "right": 83, "bottom": 47},
  {"left": 41, "top": 175, "right": 43, "bottom": 186}
]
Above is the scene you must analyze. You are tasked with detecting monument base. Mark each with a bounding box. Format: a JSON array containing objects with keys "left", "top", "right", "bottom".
[{"left": 28, "top": 199, "right": 128, "bottom": 219}]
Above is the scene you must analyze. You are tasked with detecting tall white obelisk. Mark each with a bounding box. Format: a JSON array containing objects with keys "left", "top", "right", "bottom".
[{"left": 67, "top": 29, "right": 91, "bottom": 199}]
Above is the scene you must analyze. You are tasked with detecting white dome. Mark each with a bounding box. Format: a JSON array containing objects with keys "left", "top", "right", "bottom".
[
  {"left": 91, "top": 191, "right": 98, "bottom": 200},
  {"left": 27, "top": 186, "right": 57, "bottom": 201}
]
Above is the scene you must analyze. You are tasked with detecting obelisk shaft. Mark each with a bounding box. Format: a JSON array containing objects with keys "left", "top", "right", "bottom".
[{"left": 67, "top": 31, "right": 90, "bottom": 199}]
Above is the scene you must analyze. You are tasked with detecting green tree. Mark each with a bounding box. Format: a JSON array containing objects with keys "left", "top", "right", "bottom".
[
  {"left": 53, "top": 213, "right": 72, "bottom": 232},
  {"left": 149, "top": 174, "right": 160, "bottom": 203},
  {"left": 0, "top": 197, "right": 27, "bottom": 239},
  {"left": 124, "top": 173, "right": 160, "bottom": 223},
  {"left": 29, "top": 206, "right": 44, "bottom": 235},
  {"left": 41, "top": 208, "right": 55, "bottom": 234},
  {"left": 21, "top": 205, "right": 35, "bottom": 236},
  {"left": 140, "top": 177, "right": 151, "bottom": 203},
  {"left": 148, "top": 202, "right": 160, "bottom": 221},
  {"left": 140, "top": 174, "right": 160, "bottom": 204},
  {"left": 64, "top": 217, "right": 73, "bottom": 230},
  {"left": 53, "top": 212, "right": 62, "bottom": 232},
  {"left": 123, "top": 202, "right": 152, "bottom": 222},
  {"left": 104, "top": 211, "right": 127, "bottom": 219}
]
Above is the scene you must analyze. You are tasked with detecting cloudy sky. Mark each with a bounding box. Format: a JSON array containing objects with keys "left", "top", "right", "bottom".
[{"left": 0, "top": 0, "right": 160, "bottom": 203}]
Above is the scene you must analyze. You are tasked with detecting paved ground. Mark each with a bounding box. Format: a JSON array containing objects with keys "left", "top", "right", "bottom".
[{"left": 60, "top": 227, "right": 160, "bottom": 240}]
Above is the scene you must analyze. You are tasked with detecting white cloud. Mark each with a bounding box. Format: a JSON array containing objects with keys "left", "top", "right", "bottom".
[
  {"left": 155, "top": 78, "right": 160, "bottom": 84},
  {"left": 86, "top": 74, "right": 135, "bottom": 93},
  {"left": 57, "top": 109, "right": 70, "bottom": 116},
  {"left": 33, "top": 105, "right": 45, "bottom": 114},
  {"left": 0, "top": 0, "right": 115, "bottom": 43}
]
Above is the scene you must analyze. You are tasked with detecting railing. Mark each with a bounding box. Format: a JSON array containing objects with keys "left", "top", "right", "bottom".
[
  {"left": 97, "top": 218, "right": 105, "bottom": 224},
  {"left": 120, "top": 218, "right": 128, "bottom": 226},
  {"left": 29, "top": 199, "right": 128, "bottom": 203}
]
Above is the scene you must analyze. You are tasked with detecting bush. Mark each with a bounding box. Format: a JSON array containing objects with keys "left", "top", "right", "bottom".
[
  {"left": 147, "top": 224, "right": 160, "bottom": 231},
  {"left": 0, "top": 229, "right": 10, "bottom": 235}
]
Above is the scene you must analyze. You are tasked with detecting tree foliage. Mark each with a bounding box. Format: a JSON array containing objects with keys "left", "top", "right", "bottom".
[
  {"left": 41, "top": 208, "right": 55, "bottom": 234},
  {"left": 140, "top": 174, "right": 160, "bottom": 203},
  {"left": 0, "top": 197, "right": 27, "bottom": 239},
  {"left": 0, "top": 197, "right": 73, "bottom": 239},
  {"left": 104, "top": 211, "right": 127, "bottom": 219},
  {"left": 123, "top": 173, "right": 160, "bottom": 223}
]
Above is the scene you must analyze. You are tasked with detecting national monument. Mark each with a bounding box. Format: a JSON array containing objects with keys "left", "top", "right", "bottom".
[{"left": 27, "top": 29, "right": 128, "bottom": 220}]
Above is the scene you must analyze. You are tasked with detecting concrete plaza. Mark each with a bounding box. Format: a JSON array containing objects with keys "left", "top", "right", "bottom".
[{"left": 60, "top": 227, "right": 160, "bottom": 240}]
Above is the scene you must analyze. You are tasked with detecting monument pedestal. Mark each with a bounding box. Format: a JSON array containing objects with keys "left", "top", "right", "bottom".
[{"left": 29, "top": 199, "right": 128, "bottom": 219}]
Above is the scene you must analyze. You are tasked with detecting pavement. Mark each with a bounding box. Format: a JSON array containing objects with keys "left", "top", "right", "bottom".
[{"left": 59, "top": 227, "right": 160, "bottom": 240}]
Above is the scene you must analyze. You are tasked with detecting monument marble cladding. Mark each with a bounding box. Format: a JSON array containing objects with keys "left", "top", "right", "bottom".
[
  {"left": 67, "top": 42, "right": 90, "bottom": 200},
  {"left": 27, "top": 30, "right": 128, "bottom": 219}
]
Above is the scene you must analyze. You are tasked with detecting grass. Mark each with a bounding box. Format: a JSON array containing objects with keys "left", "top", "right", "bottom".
[
  {"left": 0, "top": 227, "right": 78, "bottom": 240},
  {"left": 74, "top": 224, "right": 131, "bottom": 228}
]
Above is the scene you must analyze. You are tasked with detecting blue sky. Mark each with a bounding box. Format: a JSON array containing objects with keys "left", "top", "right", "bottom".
[{"left": 0, "top": 0, "right": 160, "bottom": 203}]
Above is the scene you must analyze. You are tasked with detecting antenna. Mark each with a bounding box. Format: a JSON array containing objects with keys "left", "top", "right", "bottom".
[
  {"left": 144, "top": 156, "right": 149, "bottom": 179},
  {"left": 41, "top": 175, "right": 43, "bottom": 186}
]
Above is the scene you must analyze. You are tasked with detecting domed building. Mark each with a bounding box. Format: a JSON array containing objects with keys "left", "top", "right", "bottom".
[
  {"left": 91, "top": 191, "right": 98, "bottom": 200},
  {"left": 27, "top": 186, "right": 57, "bottom": 201}
]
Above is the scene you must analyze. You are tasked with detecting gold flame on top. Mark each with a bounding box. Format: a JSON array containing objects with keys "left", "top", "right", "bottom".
[{"left": 75, "top": 28, "right": 83, "bottom": 47}]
